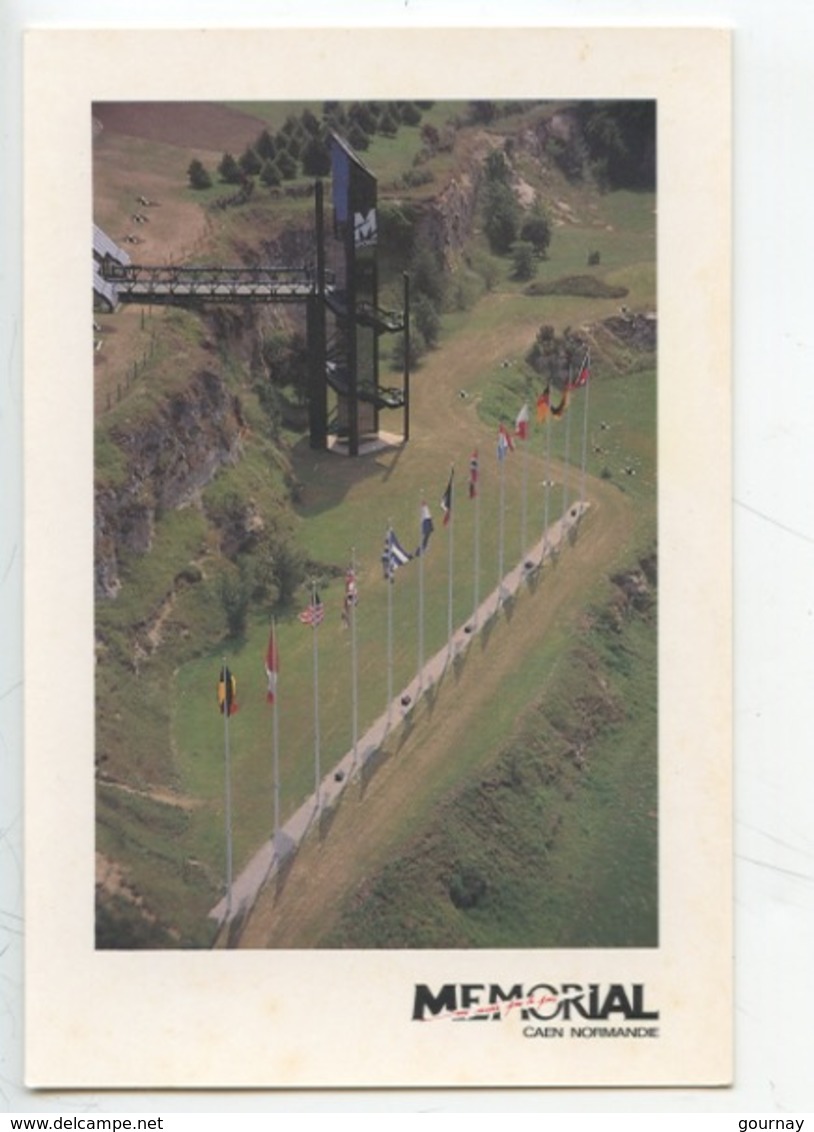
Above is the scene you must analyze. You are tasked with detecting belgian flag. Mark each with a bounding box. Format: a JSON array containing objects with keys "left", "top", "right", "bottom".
[{"left": 217, "top": 665, "right": 238, "bottom": 716}]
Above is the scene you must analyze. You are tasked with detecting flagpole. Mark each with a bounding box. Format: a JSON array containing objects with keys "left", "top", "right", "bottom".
[
  {"left": 386, "top": 521, "right": 393, "bottom": 726},
  {"left": 521, "top": 424, "right": 529, "bottom": 560},
  {"left": 562, "top": 365, "right": 573, "bottom": 520},
  {"left": 418, "top": 497, "right": 425, "bottom": 690},
  {"left": 222, "top": 658, "right": 233, "bottom": 918},
  {"left": 498, "top": 443, "right": 506, "bottom": 605},
  {"left": 272, "top": 619, "right": 280, "bottom": 846},
  {"left": 311, "top": 581, "right": 321, "bottom": 809},
  {"left": 350, "top": 549, "right": 359, "bottom": 764},
  {"left": 473, "top": 461, "right": 480, "bottom": 629},
  {"left": 579, "top": 352, "right": 592, "bottom": 508},
  {"left": 543, "top": 391, "right": 552, "bottom": 562},
  {"left": 446, "top": 468, "right": 454, "bottom": 657}
]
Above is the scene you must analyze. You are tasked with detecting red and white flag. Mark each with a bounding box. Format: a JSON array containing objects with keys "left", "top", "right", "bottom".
[
  {"left": 497, "top": 423, "right": 514, "bottom": 461},
  {"left": 515, "top": 402, "right": 530, "bottom": 440},
  {"left": 571, "top": 350, "right": 591, "bottom": 389}
]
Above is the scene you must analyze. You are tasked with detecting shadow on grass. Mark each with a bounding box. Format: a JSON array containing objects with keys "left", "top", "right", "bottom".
[
  {"left": 396, "top": 708, "right": 416, "bottom": 751},
  {"left": 451, "top": 644, "right": 469, "bottom": 681},
  {"left": 422, "top": 680, "right": 440, "bottom": 719},
  {"left": 358, "top": 741, "right": 396, "bottom": 799},
  {"left": 502, "top": 591, "right": 517, "bottom": 623},
  {"left": 271, "top": 838, "right": 299, "bottom": 903},
  {"left": 288, "top": 434, "right": 407, "bottom": 520},
  {"left": 317, "top": 797, "right": 340, "bottom": 843},
  {"left": 478, "top": 610, "right": 497, "bottom": 651}
]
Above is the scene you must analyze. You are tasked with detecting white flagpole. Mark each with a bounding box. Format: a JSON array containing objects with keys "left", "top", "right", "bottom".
[
  {"left": 311, "top": 581, "right": 321, "bottom": 809},
  {"left": 498, "top": 444, "right": 506, "bottom": 604},
  {"left": 350, "top": 549, "right": 359, "bottom": 764},
  {"left": 386, "top": 521, "right": 393, "bottom": 725},
  {"left": 543, "top": 396, "right": 552, "bottom": 562},
  {"left": 473, "top": 461, "right": 480, "bottom": 629},
  {"left": 222, "top": 659, "right": 233, "bottom": 918},
  {"left": 446, "top": 469, "right": 454, "bottom": 656},
  {"left": 272, "top": 619, "right": 280, "bottom": 846},
  {"left": 521, "top": 425, "right": 529, "bottom": 560},
  {"left": 562, "top": 367, "right": 573, "bottom": 520},
  {"left": 579, "top": 352, "right": 592, "bottom": 508},
  {"left": 418, "top": 498, "right": 425, "bottom": 690}
]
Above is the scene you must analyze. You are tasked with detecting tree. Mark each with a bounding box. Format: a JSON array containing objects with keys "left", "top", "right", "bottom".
[
  {"left": 300, "top": 108, "right": 321, "bottom": 136},
  {"left": 255, "top": 129, "right": 276, "bottom": 161},
  {"left": 276, "top": 150, "right": 298, "bottom": 180},
  {"left": 413, "top": 295, "right": 441, "bottom": 348},
  {"left": 482, "top": 180, "right": 519, "bottom": 255},
  {"left": 469, "top": 100, "right": 497, "bottom": 124},
  {"left": 400, "top": 101, "right": 422, "bottom": 127},
  {"left": 349, "top": 101, "right": 376, "bottom": 135},
  {"left": 217, "top": 152, "right": 243, "bottom": 184},
  {"left": 218, "top": 561, "right": 251, "bottom": 638},
  {"left": 510, "top": 241, "right": 537, "bottom": 281},
  {"left": 239, "top": 146, "right": 262, "bottom": 177},
  {"left": 378, "top": 108, "right": 399, "bottom": 136},
  {"left": 260, "top": 159, "right": 281, "bottom": 188},
  {"left": 301, "top": 134, "right": 332, "bottom": 176},
  {"left": 347, "top": 122, "right": 370, "bottom": 151},
  {"left": 484, "top": 148, "right": 511, "bottom": 184},
  {"left": 187, "top": 159, "right": 212, "bottom": 190},
  {"left": 410, "top": 243, "right": 446, "bottom": 308},
  {"left": 520, "top": 209, "right": 552, "bottom": 257}
]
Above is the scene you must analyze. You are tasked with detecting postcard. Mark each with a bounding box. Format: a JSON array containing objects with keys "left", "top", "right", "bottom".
[{"left": 24, "top": 26, "right": 731, "bottom": 1088}]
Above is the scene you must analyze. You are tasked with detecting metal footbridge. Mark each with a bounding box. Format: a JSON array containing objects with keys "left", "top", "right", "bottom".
[{"left": 101, "top": 263, "right": 332, "bottom": 306}]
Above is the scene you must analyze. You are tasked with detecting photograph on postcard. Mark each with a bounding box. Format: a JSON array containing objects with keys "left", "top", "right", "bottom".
[
  {"left": 91, "top": 98, "right": 658, "bottom": 955},
  {"left": 26, "top": 27, "right": 730, "bottom": 1087}
]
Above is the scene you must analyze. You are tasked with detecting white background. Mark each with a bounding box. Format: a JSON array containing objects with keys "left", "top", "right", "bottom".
[{"left": 2, "top": 0, "right": 813, "bottom": 1115}]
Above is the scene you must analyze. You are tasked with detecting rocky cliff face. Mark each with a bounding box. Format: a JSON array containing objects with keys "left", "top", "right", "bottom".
[
  {"left": 414, "top": 163, "right": 483, "bottom": 268},
  {"left": 95, "top": 369, "right": 245, "bottom": 599}
]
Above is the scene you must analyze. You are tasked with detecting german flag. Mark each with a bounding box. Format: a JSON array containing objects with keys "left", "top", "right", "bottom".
[{"left": 551, "top": 387, "right": 570, "bottom": 418}]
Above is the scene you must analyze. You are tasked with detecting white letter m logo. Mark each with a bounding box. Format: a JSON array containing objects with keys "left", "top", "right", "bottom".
[{"left": 354, "top": 209, "right": 377, "bottom": 247}]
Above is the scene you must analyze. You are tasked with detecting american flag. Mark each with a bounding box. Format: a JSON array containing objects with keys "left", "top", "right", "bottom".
[{"left": 299, "top": 589, "right": 325, "bottom": 627}]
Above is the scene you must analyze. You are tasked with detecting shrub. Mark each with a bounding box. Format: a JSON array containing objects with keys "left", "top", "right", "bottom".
[
  {"left": 448, "top": 865, "right": 487, "bottom": 910},
  {"left": 510, "top": 240, "right": 537, "bottom": 281},
  {"left": 187, "top": 159, "right": 212, "bottom": 190}
]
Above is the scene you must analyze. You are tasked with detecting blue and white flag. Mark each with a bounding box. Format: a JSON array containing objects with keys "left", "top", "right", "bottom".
[
  {"left": 415, "top": 502, "right": 434, "bottom": 557},
  {"left": 382, "top": 529, "right": 412, "bottom": 581}
]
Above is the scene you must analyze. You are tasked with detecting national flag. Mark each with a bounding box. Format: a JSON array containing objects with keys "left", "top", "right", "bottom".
[
  {"left": 551, "top": 387, "right": 570, "bottom": 417},
  {"left": 571, "top": 350, "right": 591, "bottom": 389},
  {"left": 217, "top": 665, "right": 238, "bottom": 716},
  {"left": 468, "top": 449, "right": 479, "bottom": 499},
  {"left": 515, "top": 402, "right": 530, "bottom": 440},
  {"left": 441, "top": 468, "right": 454, "bottom": 526},
  {"left": 264, "top": 625, "right": 279, "bottom": 704},
  {"left": 416, "top": 502, "right": 434, "bottom": 555},
  {"left": 344, "top": 567, "right": 358, "bottom": 609},
  {"left": 536, "top": 386, "right": 551, "bottom": 423},
  {"left": 382, "top": 529, "right": 412, "bottom": 581},
  {"left": 497, "top": 423, "right": 514, "bottom": 461},
  {"left": 299, "top": 589, "right": 325, "bottom": 626}
]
